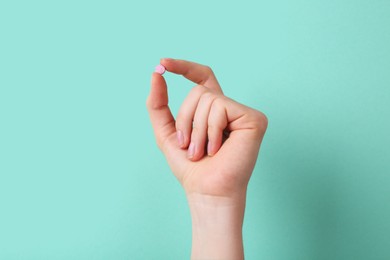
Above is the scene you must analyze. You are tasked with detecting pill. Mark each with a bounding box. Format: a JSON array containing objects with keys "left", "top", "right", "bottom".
[{"left": 155, "top": 64, "right": 166, "bottom": 75}]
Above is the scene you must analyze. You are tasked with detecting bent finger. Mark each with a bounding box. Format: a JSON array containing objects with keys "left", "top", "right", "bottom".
[
  {"left": 188, "top": 92, "right": 216, "bottom": 161},
  {"left": 176, "top": 85, "right": 208, "bottom": 149},
  {"left": 207, "top": 98, "right": 228, "bottom": 156},
  {"left": 161, "top": 58, "right": 222, "bottom": 93}
]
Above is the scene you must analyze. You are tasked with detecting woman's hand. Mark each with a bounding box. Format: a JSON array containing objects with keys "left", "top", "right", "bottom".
[
  {"left": 147, "top": 58, "right": 267, "bottom": 199},
  {"left": 146, "top": 58, "right": 267, "bottom": 259}
]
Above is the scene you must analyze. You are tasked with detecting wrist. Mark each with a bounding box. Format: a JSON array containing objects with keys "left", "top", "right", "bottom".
[{"left": 186, "top": 193, "right": 246, "bottom": 260}]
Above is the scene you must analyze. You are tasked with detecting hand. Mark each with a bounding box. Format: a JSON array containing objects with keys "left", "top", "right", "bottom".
[
  {"left": 147, "top": 58, "right": 267, "bottom": 259},
  {"left": 146, "top": 58, "right": 268, "bottom": 200}
]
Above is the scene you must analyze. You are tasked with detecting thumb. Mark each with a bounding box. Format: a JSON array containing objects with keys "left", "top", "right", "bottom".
[{"left": 146, "top": 72, "right": 176, "bottom": 150}]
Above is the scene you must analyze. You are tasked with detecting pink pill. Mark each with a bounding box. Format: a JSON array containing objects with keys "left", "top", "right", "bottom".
[{"left": 155, "top": 64, "right": 166, "bottom": 75}]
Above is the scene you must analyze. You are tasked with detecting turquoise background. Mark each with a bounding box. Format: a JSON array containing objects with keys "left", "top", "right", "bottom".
[{"left": 1, "top": 0, "right": 389, "bottom": 259}]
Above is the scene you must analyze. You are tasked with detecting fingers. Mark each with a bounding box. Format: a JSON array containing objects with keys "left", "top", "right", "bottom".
[
  {"left": 188, "top": 92, "right": 216, "bottom": 160},
  {"left": 177, "top": 89, "right": 226, "bottom": 161},
  {"left": 176, "top": 85, "right": 208, "bottom": 149},
  {"left": 183, "top": 93, "right": 268, "bottom": 162},
  {"left": 175, "top": 85, "right": 222, "bottom": 160},
  {"left": 148, "top": 59, "right": 268, "bottom": 162},
  {"left": 146, "top": 72, "right": 176, "bottom": 150},
  {"left": 207, "top": 98, "right": 228, "bottom": 157},
  {"left": 160, "top": 58, "right": 222, "bottom": 93},
  {"left": 175, "top": 86, "right": 222, "bottom": 161}
]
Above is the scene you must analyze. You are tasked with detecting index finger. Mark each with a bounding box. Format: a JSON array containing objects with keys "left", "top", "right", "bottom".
[{"left": 160, "top": 58, "right": 222, "bottom": 93}]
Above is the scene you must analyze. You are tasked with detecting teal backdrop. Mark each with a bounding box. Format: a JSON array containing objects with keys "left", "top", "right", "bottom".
[{"left": 1, "top": 0, "right": 389, "bottom": 259}]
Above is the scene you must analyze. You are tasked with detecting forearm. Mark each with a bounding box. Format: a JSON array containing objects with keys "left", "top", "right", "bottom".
[{"left": 187, "top": 193, "right": 246, "bottom": 260}]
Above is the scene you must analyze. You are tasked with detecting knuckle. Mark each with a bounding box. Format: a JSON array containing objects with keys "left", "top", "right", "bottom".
[
  {"left": 250, "top": 110, "right": 268, "bottom": 134},
  {"left": 199, "top": 91, "right": 215, "bottom": 103},
  {"left": 146, "top": 95, "right": 163, "bottom": 110},
  {"left": 211, "top": 96, "right": 225, "bottom": 108},
  {"left": 204, "top": 65, "right": 214, "bottom": 75},
  {"left": 191, "top": 84, "right": 207, "bottom": 96}
]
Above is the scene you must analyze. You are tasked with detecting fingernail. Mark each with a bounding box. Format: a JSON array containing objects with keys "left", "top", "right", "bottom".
[
  {"left": 188, "top": 142, "right": 195, "bottom": 159},
  {"left": 177, "top": 130, "right": 184, "bottom": 147},
  {"left": 207, "top": 141, "right": 212, "bottom": 156}
]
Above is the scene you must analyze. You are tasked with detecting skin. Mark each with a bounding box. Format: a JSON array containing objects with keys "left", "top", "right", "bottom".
[{"left": 146, "top": 58, "right": 268, "bottom": 259}]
